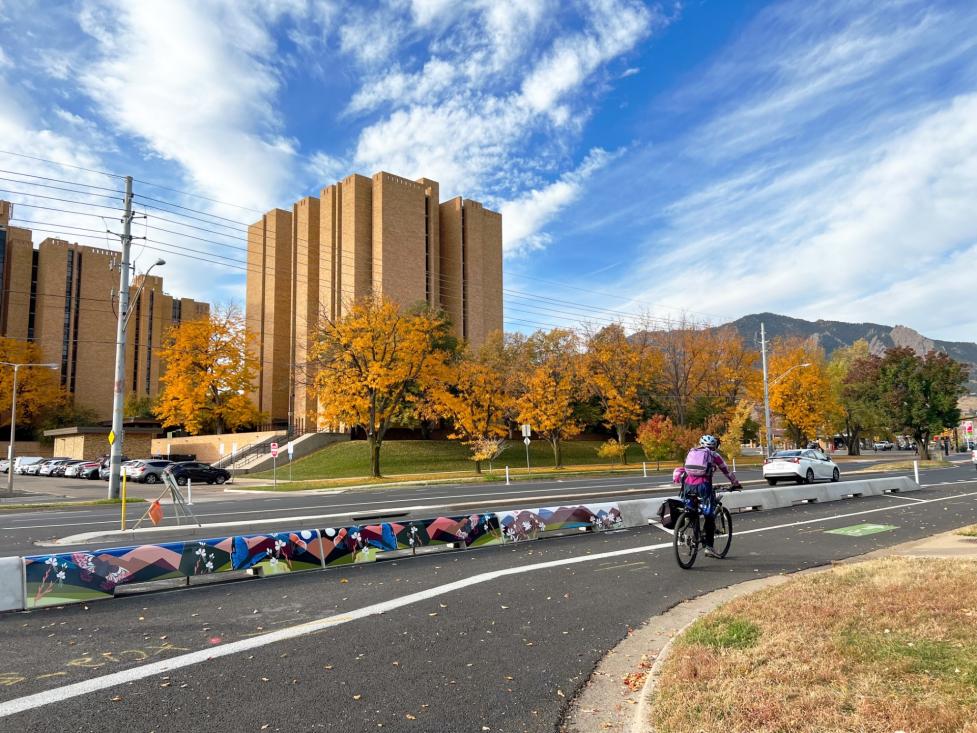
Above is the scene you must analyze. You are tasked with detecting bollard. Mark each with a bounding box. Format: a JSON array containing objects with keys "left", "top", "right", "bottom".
[
  {"left": 505, "top": 466, "right": 510, "bottom": 486},
  {"left": 120, "top": 473, "right": 127, "bottom": 530},
  {"left": 642, "top": 462, "right": 647, "bottom": 478},
  {"left": 733, "top": 458, "right": 737, "bottom": 474},
  {"left": 187, "top": 478, "right": 193, "bottom": 506},
  {"left": 913, "top": 460, "right": 919, "bottom": 485}
]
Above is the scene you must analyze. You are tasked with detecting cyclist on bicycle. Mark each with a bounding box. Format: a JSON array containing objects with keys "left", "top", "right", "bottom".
[{"left": 674, "top": 435, "right": 741, "bottom": 558}]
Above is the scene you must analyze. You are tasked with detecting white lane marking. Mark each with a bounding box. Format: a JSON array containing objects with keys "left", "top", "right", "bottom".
[
  {"left": 3, "top": 488, "right": 977, "bottom": 718},
  {"left": 881, "top": 494, "right": 928, "bottom": 503}
]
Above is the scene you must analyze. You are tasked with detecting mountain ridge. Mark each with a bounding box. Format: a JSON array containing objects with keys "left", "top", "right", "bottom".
[{"left": 724, "top": 313, "right": 977, "bottom": 391}]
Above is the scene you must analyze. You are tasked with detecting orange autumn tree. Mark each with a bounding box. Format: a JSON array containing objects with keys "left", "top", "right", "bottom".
[
  {"left": 0, "top": 337, "right": 63, "bottom": 430},
  {"left": 765, "top": 338, "right": 838, "bottom": 448},
  {"left": 584, "top": 323, "right": 661, "bottom": 463},
  {"left": 310, "top": 296, "right": 452, "bottom": 478},
  {"left": 154, "top": 304, "right": 261, "bottom": 435},
  {"left": 429, "top": 332, "right": 514, "bottom": 473},
  {"left": 516, "top": 329, "right": 585, "bottom": 468}
]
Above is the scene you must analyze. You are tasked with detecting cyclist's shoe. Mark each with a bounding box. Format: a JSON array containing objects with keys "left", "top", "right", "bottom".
[{"left": 703, "top": 545, "right": 721, "bottom": 559}]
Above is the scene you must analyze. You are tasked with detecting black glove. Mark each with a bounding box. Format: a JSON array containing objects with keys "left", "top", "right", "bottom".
[{"left": 731, "top": 482, "right": 743, "bottom": 491}]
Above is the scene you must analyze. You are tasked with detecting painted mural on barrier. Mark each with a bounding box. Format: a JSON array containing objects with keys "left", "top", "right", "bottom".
[
  {"left": 26, "top": 541, "right": 195, "bottom": 609},
  {"left": 233, "top": 530, "right": 322, "bottom": 574},
  {"left": 320, "top": 514, "right": 502, "bottom": 564},
  {"left": 497, "top": 503, "right": 623, "bottom": 543}
]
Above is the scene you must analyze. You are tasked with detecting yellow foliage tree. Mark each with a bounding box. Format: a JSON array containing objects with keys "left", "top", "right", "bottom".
[
  {"left": 310, "top": 296, "right": 452, "bottom": 478},
  {"left": 429, "top": 339, "right": 513, "bottom": 473},
  {"left": 0, "top": 338, "right": 64, "bottom": 430},
  {"left": 719, "top": 399, "right": 754, "bottom": 458},
  {"left": 154, "top": 305, "right": 262, "bottom": 435},
  {"left": 584, "top": 324, "right": 662, "bottom": 463},
  {"left": 516, "top": 329, "right": 584, "bottom": 468},
  {"left": 765, "top": 338, "right": 838, "bottom": 448}
]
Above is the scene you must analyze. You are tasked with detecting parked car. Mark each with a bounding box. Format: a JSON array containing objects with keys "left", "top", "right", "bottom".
[
  {"left": 14, "top": 456, "right": 44, "bottom": 474},
  {"left": 873, "top": 440, "right": 895, "bottom": 451},
  {"left": 73, "top": 461, "right": 102, "bottom": 480},
  {"left": 126, "top": 459, "right": 172, "bottom": 484},
  {"left": 38, "top": 458, "right": 73, "bottom": 476},
  {"left": 763, "top": 449, "right": 840, "bottom": 485},
  {"left": 64, "top": 460, "right": 96, "bottom": 478},
  {"left": 25, "top": 460, "right": 50, "bottom": 476},
  {"left": 53, "top": 460, "right": 84, "bottom": 477},
  {"left": 0, "top": 459, "right": 8, "bottom": 474},
  {"left": 98, "top": 456, "right": 130, "bottom": 480},
  {"left": 164, "top": 461, "right": 230, "bottom": 486}
]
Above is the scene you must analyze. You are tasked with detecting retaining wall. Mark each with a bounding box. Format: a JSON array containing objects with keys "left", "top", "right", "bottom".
[{"left": 0, "top": 477, "right": 920, "bottom": 612}]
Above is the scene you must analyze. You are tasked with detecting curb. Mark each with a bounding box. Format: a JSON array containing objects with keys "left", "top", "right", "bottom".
[{"left": 567, "top": 525, "right": 977, "bottom": 733}]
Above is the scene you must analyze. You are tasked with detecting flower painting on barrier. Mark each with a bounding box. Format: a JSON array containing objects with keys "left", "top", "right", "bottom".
[
  {"left": 497, "top": 503, "right": 623, "bottom": 543},
  {"left": 231, "top": 530, "right": 323, "bottom": 574}
]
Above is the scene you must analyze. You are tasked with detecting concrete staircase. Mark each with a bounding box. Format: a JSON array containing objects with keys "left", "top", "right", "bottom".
[{"left": 225, "top": 431, "right": 348, "bottom": 476}]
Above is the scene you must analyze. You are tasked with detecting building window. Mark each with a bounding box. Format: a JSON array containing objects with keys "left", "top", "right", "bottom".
[
  {"left": 145, "top": 289, "right": 154, "bottom": 394},
  {"left": 0, "top": 228, "right": 6, "bottom": 328},
  {"left": 69, "top": 253, "right": 83, "bottom": 394},
  {"left": 424, "top": 196, "right": 430, "bottom": 304},
  {"left": 60, "top": 250, "right": 74, "bottom": 386},
  {"left": 131, "top": 293, "right": 141, "bottom": 393},
  {"left": 27, "top": 249, "right": 38, "bottom": 341},
  {"left": 461, "top": 203, "right": 468, "bottom": 341},
  {"left": 172, "top": 299, "right": 182, "bottom": 324}
]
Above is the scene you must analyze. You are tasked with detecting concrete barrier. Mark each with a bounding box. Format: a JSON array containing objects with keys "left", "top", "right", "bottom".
[
  {"left": 0, "top": 556, "right": 24, "bottom": 612},
  {"left": 1, "top": 477, "right": 924, "bottom": 613}
]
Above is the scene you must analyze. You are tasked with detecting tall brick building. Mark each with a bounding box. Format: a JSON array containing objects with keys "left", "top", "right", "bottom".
[
  {"left": 0, "top": 200, "right": 209, "bottom": 419},
  {"left": 247, "top": 171, "right": 503, "bottom": 430}
]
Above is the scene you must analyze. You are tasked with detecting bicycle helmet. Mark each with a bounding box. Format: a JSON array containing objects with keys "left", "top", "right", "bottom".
[{"left": 698, "top": 434, "right": 719, "bottom": 449}]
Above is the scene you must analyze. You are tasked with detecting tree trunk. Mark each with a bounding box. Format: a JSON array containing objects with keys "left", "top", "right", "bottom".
[
  {"left": 474, "top": 460, "right": 482, "bottom": 474},
  {"left": 917, "top": 429, "right": 930, "bottom": 460},
  {"left": 847, "top": 423, "right": 861, "bottom": 456},
  {"left": 368, "top": 435, "right": 382, "bottom": 477},
  {"left": 616, "top": 424, "right": 628, "bottom": 465},
  {"left": 551, "top": 437, "right": 563, "bottom": 468}
]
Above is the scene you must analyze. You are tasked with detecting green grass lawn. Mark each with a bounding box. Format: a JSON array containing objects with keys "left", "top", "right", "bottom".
[{"left": 252, "top": 439, "right": 664, "bottom": 481}]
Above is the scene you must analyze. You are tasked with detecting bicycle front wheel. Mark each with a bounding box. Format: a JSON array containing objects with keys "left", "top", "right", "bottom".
[
  {"left": 673, "top": 512, "right": 699, "bottom": 569},
  {"left": 713, "top": 507, "right": 733, "bottom": 558}
]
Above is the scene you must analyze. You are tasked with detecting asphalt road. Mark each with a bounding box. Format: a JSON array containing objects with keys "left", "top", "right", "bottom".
[
  {"left": 0, "top": 461, "right": 975, "bottom": 732},
  {"left": 0, "top": 457, "right": 951, "bottom": 555}
]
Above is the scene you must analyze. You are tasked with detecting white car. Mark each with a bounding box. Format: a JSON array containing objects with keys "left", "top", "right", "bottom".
[{"left": 763, "top": 448, "right": 840, "bottom": 485}]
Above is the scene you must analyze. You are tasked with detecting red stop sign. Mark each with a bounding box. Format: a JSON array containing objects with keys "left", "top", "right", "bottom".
[{"left": 270, "top": 442, "right": 279, "bottom": 457}]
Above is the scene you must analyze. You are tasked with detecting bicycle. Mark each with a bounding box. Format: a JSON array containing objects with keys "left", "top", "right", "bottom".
[{"left": 673, "top": 484, "right": 735, "bottom": 569}]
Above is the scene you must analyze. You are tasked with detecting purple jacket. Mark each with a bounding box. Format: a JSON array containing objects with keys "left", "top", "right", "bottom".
[{"left": 672, "top": 450, "right": 737, "bottom": 487}]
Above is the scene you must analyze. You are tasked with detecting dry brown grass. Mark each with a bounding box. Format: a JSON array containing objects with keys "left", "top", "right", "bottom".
[
  {"left": 650, "top": 558, "right": 977, "bottom": 733},
  {"left": 957, "top": 525, "right": 977, "bottom": 538}
]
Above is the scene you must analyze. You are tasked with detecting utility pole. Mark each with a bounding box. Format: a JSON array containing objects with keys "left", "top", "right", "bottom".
[
  {"left": 761, "top": 322, "right": 773, "bottom": 458},
  {"left": 108, "top": 176, "right": 134, "bottom": 500}
]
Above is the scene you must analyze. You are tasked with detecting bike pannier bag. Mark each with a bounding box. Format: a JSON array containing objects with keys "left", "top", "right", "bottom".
[{"left": 658, "top": 498, "right": 685, "bottom": 530}]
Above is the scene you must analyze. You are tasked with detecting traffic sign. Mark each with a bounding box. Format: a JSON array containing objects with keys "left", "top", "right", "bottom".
[
  {"left": 287, "top": 441, "right": 294, "bottom": 458},
  {"left": 107, "top": 430, "right": 116, "bottom": 446},
  {"left": 966, "top": 421, "right": 973, "bottom": 434},
  {"left": 270, "top": 442, "right": 279, "bottom": 458},
  {"left": 523, "top": 436, "right": 531, "bottom": 446},
  {"left": 521, "top": 424, "right": 531, "bottom": 438}
]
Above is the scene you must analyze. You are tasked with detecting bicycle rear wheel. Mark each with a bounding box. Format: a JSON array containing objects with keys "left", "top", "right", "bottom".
[
  {"left": 713, "top": 507, "right": 733, "bottom": 558},
  {"left": 673, "top": 512, "right": 699, "bottom": 569}
]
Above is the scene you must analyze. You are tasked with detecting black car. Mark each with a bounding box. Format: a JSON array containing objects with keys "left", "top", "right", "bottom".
[{"left": 164, "top": 461, "right": 230, "bottom": 486}]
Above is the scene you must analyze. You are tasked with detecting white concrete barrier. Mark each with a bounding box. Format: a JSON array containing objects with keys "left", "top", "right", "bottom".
[{"left": 0, "top": 556, "right": 24, "bottom": 612}]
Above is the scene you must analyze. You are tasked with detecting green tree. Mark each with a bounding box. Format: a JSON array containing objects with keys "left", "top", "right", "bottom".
[
  {"left": 827, "top": 340, "right": 880, "bottom": 455},
  {"left": 875, "top": 348, "right": 968, "bottom": 460}
]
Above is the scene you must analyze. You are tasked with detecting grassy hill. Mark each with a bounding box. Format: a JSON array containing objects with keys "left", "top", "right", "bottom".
[{"left": 253, "top": 439, "right": 642, "bottom": 481}]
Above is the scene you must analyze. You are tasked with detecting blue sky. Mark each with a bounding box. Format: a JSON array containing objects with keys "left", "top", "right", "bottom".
[{"left": 1, "top": 0, "right": 975, "bottom": 341}]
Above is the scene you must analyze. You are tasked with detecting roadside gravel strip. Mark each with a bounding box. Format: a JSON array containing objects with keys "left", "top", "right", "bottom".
[{"left": 2, "top": 488, "right": 976, "bottom": 721}]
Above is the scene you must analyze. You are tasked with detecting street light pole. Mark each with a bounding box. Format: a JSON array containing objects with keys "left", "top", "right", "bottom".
[
  {"left": 108, "top": 175, "right": 134, "bottom": 500},
  {"left": 761, "top": 323, "right": 773, "bottom": 458},
  {"left": 4, "top": 361, "right": 59, "bottom": 498}
]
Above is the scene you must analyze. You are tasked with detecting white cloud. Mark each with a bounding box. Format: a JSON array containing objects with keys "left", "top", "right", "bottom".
[
  {"left": 77, "top": 0, "right": 296, "bottom": 211},
  {"left": 501, "top": 147, "right": 615, "bottom": 254}
]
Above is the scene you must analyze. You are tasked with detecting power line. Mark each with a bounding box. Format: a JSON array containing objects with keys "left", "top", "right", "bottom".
[
  {"left": 0, "top": 149, "right": 124, "bottom": 179},
  {"left": 0, "top": 169, "right": 125, "bottom": 194},
  {"left": 132, "top": 179, "right": 264, "bottom": 215}
]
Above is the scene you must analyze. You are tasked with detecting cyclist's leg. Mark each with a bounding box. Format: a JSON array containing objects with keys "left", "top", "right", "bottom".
[{"left": 701, "top": 483, "right": 717, "bottom": 547}]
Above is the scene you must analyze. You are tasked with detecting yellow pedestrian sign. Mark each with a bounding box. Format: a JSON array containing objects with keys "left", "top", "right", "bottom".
[{"left": 108, "top": 430, "right": 116, "bottom": 446}]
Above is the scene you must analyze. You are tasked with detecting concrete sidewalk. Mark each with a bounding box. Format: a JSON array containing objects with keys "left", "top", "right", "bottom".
[{"left": 562, "top": 526, "right": 977, "bottom": 733}]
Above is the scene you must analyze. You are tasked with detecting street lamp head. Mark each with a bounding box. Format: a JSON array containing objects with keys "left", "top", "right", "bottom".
[
  {"left": 42, "top": 363, "right": 59, "bottom": 369},
  {"left": 800, "top": 362, "right": 812, "bottom": 368},
  {"left": 154, "top": 258, "right": 166, "bottom": 267}
]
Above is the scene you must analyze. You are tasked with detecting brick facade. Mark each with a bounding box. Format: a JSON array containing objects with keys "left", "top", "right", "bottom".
[
  {"left": 0, "top": 202, "right": 209, "bottom": 420},
  {"left": 246, "top": 171, "right": 503, "bottom": 427}
]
